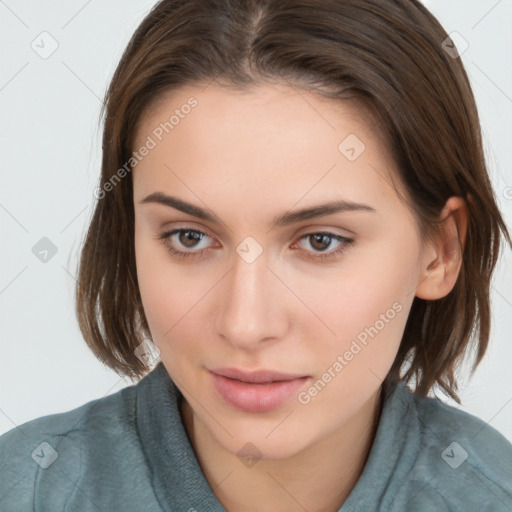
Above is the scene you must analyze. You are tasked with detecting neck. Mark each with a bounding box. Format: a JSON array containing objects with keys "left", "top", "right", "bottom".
[{"left": 180, "top": 386, "right": 384, "bottom": 512}]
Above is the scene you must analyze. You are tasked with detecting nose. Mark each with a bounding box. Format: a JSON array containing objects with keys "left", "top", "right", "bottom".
[{"left": 215, "top": 248, "right": 288, "bottom": 350}]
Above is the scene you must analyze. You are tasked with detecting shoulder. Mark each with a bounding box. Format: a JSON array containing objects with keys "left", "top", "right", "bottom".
[
  {"left": 0, "top": 381, "right": 139, "bottom": 510},
  {"left": 394, "top": 382, "right": 512, "bottom": 511}
]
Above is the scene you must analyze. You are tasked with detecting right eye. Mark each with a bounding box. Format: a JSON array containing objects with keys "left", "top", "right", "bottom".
[{"left": 157, "top": 228, "right": 214, "bottom": 258}]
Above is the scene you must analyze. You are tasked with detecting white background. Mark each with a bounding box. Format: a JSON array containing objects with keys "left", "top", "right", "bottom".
[{"left": 1, "top": 0, "right": 511, "bottom": 442}]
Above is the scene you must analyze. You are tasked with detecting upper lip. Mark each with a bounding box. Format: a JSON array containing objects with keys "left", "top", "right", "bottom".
[{"left": 210, "top": 367, "right": 307, "bottom": 383}]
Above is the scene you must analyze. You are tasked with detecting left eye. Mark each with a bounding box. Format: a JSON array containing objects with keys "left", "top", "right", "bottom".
[
  {"left": 296, "top": 232, "right": 346, "bottom": 253},
  {"left": 156, "top": 229, "right": 354, "bottom": 261},
  {"left": 293, "top": 232, "right": 354, "bottom": 260}
]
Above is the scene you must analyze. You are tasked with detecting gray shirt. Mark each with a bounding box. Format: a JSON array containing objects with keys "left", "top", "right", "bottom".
[{"left": 1, "top": 362, "right": 511, "bottom": 511}]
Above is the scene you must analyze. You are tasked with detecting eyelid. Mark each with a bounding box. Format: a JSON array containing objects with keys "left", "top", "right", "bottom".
[
  {"left": 159, "top": 222, "right": 217, "bottom": 241},
  {"left": 160, "top": 221, "right": 353, "bottom": 242},
  {"left": 294, "top": 224, "right": 354, "bottom": 239}
]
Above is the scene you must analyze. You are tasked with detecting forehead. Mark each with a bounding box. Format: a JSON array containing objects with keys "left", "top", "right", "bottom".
[{"left": 132, "top": 82, "right": 403, "bottom": 216}]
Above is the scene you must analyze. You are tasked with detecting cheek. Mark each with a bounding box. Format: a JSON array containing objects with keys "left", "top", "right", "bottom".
[
  {"left": 295, "top": 236, "right": 417, "bottom": 364},
  {"left": 134, "top": 236, "right": 215, "bottom": 362},
  {"left": 135, "top": 235, "right": 184, "bottom": 339}
]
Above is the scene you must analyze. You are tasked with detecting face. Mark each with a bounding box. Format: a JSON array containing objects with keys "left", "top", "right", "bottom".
[{"left": 132, "top": 82, "right": 426, "bottom": 460}]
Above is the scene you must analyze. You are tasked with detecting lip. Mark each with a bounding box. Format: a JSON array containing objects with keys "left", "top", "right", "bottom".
[
  {"left": 209, "top": 367, "right": 310, "bottom": 413},
  {"left": 210, "top": 367, "right": 307, "bottom": 383}
]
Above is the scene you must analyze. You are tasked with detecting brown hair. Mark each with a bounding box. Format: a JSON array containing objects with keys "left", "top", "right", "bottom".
[{"left": 75, "top": 0, "right": 511, "bottom": 403}]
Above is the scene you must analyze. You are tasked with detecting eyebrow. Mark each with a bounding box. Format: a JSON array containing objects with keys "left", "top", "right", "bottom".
[{"left": 139, "top": 192, "right": 377, "bottom": 227}]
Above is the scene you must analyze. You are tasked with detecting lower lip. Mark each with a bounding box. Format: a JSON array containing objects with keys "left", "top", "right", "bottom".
[{"left": 211, "top": 372, "right": 310, "bottom": 413}]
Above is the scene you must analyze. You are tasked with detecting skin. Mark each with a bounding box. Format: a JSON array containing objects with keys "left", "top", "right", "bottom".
[{"left": 132, "top": 82, "right": 468, "bottom": 512}]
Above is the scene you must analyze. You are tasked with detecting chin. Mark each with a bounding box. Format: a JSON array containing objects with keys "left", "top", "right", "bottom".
[{"left": 219, "top": 428, "right": 312, "bottom": 462}]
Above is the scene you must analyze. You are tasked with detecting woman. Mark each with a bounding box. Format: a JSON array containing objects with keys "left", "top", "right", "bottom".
[{"left": 2, "top": 0, "right": 511, "bottom": 510}]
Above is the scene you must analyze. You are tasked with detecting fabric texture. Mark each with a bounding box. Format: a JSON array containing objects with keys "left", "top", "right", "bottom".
[{"left": 1, "top": 361, "right": 511, "bottom": 511}]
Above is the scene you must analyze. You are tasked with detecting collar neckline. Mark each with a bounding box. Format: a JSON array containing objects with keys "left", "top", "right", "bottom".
[
  {"left": 137, "top": 362, "right": 414, "bottom": 511},
  {"left": 137, "top": 362, "right": 226, "bottom": 511}
]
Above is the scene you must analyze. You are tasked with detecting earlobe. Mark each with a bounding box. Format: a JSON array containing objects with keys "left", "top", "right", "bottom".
[{"left": 415, "top": 197, "right": 468, "bottom": 301}]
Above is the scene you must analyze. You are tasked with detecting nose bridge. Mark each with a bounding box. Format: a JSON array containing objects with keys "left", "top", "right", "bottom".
[
  {"left": 216, "top": 245, "right": 282, "bottom": 347},
  {"left": 226, "top": 248, "right": 268, "bottom": 322}
]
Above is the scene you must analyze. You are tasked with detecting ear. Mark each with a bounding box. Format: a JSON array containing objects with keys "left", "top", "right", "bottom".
[{"left": 415, "top": 196, "right": 468, "bottom": 301}]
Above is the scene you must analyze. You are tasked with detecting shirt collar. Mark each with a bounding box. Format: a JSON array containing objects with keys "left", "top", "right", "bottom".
[
  {"left": 137, "top": 362, "right": 226, "bottom": 511},
  {"left": 137, "top": 362, "right": 416, "bottom": 511}
]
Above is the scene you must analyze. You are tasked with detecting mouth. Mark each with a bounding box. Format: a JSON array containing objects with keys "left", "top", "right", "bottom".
[{"left": 209, "top": 367, "right": 310, "bottom": 413}]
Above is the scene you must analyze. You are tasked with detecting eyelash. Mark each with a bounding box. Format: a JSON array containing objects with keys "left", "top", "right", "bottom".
[{"left": 156, "top": 228, "right": 354, "bottom": 261}]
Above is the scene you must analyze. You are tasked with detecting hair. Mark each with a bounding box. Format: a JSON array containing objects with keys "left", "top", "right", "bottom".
[{"left": 75, "top": 0, "right": 511, "bottom": 404}]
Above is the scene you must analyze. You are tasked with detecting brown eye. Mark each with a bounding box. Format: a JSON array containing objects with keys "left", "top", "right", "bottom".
[
  {"left": 295, "top": 232, "right": 355, "bottom": 261},
  {"left": 157, "top": 228, "right": 212, "bottom": 259},
  {"left": 178, "top": 230, "right": 204, "bottom": 248},
  {"left": 309, "top": 233, "right": 333, "bottom": 251}
]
